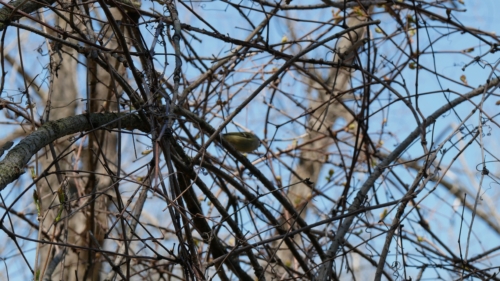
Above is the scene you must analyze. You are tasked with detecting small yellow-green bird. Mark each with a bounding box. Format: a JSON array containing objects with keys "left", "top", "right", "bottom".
[{"left": 222, "top": 132, "right": 260, "bottom": 153}]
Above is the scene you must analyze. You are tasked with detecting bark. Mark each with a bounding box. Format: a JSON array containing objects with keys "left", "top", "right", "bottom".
[{"left": 36, "top": 4, "right": 128, "bottom": 280}]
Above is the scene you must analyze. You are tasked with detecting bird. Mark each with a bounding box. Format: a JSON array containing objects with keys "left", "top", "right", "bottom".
[{"left": 222, "top": 132, "right": 260, "bottom": 153}]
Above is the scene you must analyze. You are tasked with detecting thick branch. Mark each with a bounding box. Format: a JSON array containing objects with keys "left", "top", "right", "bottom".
[{"left": 0, "top": 113, "right": 149, "bottom": 190}]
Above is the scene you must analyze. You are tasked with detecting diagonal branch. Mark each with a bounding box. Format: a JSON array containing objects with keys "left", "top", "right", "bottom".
[
  {"left": 317, "top": 77, "right": 500, "bottom": 280},
  {"left": 0, "top": 112, "right": 149, "bottom": 190}
]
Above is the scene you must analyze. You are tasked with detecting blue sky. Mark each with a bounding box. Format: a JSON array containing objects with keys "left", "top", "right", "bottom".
[{"left": 2, "top": 0, "right": 500, "bottom": 280}]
